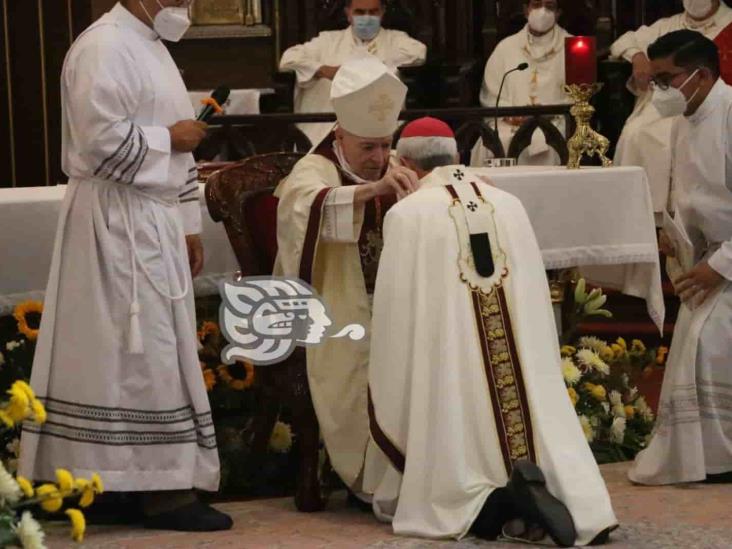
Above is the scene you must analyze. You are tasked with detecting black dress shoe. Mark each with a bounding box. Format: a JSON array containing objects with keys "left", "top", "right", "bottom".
[
  {"left": 507, "top": 460, "right": 577, "bottom": 548},
  {"left": 143, "top": 500, "right": 233, "bottom": 532}
]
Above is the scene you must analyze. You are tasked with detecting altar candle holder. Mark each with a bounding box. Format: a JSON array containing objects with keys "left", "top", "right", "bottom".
[{"left": 563, "top": 37, "right": 612, "bottom": 169}]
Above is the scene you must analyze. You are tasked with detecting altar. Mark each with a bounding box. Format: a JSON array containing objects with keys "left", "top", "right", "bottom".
[{"left": 0, "top": 165, "right": 661, "bottom": 327}]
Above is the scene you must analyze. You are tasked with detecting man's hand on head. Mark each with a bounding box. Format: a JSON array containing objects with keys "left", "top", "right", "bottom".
[{"left": 374, "top": 165, "right": 420, "bottom": 200}]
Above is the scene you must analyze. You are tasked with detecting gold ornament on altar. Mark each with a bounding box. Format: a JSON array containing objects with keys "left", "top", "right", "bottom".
[
  {"left": 564, "top": 83, "right": 612, "bottom": 169},
  {"left": 190, "top": 0, "right": 263, "bottom": 26}
]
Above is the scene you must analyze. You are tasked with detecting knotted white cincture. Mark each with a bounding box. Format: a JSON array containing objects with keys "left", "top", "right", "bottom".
[{"left": 113, "top": 187, "right": 189, "bottom": 355}]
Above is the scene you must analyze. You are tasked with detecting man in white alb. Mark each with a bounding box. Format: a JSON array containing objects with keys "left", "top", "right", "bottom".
[
  {"left": 611, "top": 0, "right": 732, "bottom": 220},
  {"left": 19, "top": 0, "right": 231, "bottom": 531},
  {"left": 279, "top": 0, "right": 426, "bottom": 148},
  {"left": 471, "top": 0, "right": 571, "bottom": 167},
  {"left": 629, "top": 31, "right": 732, "bottom": 486},
  {"left": 364, "top": 117, "right": 618, "bottom": 546}
]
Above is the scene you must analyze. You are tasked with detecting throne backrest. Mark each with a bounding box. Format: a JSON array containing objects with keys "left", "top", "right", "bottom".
[{"left": 205, "top": 152, "right": 305, "bottom": 276}]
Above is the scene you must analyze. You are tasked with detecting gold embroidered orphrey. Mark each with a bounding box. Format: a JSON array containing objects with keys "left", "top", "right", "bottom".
[
  {"left": 368, "top": 94, "right": 396, "bottom": 122},
  {"left": 446, "top": 180, "right": 537, "bottom": 472}
]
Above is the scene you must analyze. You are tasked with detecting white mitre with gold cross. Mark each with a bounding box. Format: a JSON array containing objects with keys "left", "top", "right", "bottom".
[{"left": 330, "top": 55, "right": 407, "bottom": 138}]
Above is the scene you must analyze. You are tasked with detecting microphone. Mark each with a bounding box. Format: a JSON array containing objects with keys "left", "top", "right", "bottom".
[
  {"left": 495, "top": 63, "right": 529, "bottom": 135},
  {"left": 197, "top": 86, "right": 231, "bottom": 122}
]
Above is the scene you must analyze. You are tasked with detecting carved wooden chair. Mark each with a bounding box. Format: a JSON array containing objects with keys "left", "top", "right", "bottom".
[{"left": 205, "top": 152, "right": 327, "bottom": 512}]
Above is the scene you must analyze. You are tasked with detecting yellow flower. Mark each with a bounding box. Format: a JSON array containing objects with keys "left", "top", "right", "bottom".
[
  {"left": 91, "top": 473, "right": 104, "bottom": 494},
  {"left": 197, "top": 321, "right": 220, "bottom": 343},
  {"left": 13, "top": 300, "right": 43, "bottom": 341},
  {"left": 269, "top": 421, "right": 293, "bottom": 453},
  {"left": 16, "top": 476, "right": 34, "bottom": 498},
  {"left": 631, "top": 339, "right": 646, "bottom": 354},
  {"left": 600, "top": 346, "right": 615, "bottom": 362},
  {"left": 36, "top": 484, "right": 63, "bottom": 512},
  {"left": 5, "top": 384, "right": 30, "bottom": 422},
  {"left": 591, "top": 384, "right": 607, "bottom": 401},
  {"left": 625, "top": 405, "right": 636, "bottom": 419},
  {"left": 14, "top": 381, "right": 35, "bottom": 401},
  {"left": 656, "top": 346, "right": 669, "bottom": 365},
  {"left": 55, "top": 469, "right": 74, "bottom": 495},
  {"left": 616, "top": 337, "right": 627, "bottom": 350},
  {"left": 561, "top": 358, "right": 582, "bottom": 386},
  {"left": 73, "top": 479, "right": 94, "bottom": 508},
  {"left": 567, "top": 387, "right": 579, "bottom": 407},
  {"left": 579, "top": 415, "right": 595, "bottom": 442},
  {"left": 65, "top": 508, "right": 86, "bottom": 542},
  {"left": 31, "top": 399, "right": 46, "bottom": 424},
  {"left": 560, "top": 345, "right": 576, "bottom": 357},
  {"left": 217, "top": 362, "right": 255, "bottom": 391},
  {"left": 611, "top": 343, "right": 625, "bottom": 358},
  {"left": 0, "top": 410, "right": 14, "bottom": 428}
]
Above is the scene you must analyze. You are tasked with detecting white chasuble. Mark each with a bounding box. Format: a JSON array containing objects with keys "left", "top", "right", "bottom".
[
  {"left": 471, "top": 25, "right": 571, "bottom": 167},
  {"left": 611, "top": 3, "right": 732, "bottom": 218},
  {"left": 279, "top": 28, "right": 426, "bottom": 148},
  {"left": 630, "top": 79, "right": 732, "bottom": 485},
  {"left": 19, "top": 3, "right": 219, "bottom": 491},
  {"left": 363, "top": 166, "right": 617, "bottom": 543},
  {"left": 273, "top": 142, "right": 396, "bottom": 489}
]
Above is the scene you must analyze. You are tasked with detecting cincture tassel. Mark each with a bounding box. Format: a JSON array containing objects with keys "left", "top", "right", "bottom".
[{"left": 128, "top": 300, "right": 144, "bottom": 355}]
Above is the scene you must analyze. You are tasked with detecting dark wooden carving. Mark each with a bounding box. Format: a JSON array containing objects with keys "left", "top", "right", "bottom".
[{"left": 205, "top": 153, "right": 329, "bottom": 512}]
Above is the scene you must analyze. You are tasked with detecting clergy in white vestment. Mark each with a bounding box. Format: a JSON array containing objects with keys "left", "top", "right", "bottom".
[
  {"left": 630, "top": 31, "right": 732, "bottom": 485},
  {"left": 471, "top": 0, "right": 571, "bottom": 167},
  {"left": 279, "top": 0, "right": 426, "bottom": 148},
  {"left": 273, "top": 56, "right": 420, "bottom": 505},
  {"left": 611, "top": 0, "right": 732, "bottom": 220},
  {"left": 364, "top": 117, "right": 618, "bottom": 546},
  {"left": 18, "top": 1, "right": 232, "bottom": 531}
]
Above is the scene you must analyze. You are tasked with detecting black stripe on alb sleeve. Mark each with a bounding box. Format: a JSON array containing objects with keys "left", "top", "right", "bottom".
[{"left": 94, "top": 123, "right": 134, "bottom": 178}]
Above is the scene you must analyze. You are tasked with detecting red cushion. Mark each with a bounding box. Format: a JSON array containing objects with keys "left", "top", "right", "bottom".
[{"left": 244, "top": 192, "right": 279, "bottom": 273}]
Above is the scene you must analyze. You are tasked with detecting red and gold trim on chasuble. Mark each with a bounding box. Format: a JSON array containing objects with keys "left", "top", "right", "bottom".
[{"left": 445, "top": 183, "right": 537, "bottom": 474}]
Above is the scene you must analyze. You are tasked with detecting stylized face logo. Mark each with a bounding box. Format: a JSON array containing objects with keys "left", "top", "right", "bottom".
[{"left": 219, "top": 277, "right": 358, "bottom": 366}]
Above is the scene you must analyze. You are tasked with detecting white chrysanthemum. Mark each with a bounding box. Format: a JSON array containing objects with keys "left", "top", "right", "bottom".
[
  {"left": 5, "top": 341, "right": 21, "bottom": 352},
  {"left": 12, "top": 511, "right": 45, "bottom": 549},
  {"left": 268, "top": 421, "right": 293, "bottom": 453},
  {"left": 609, "top": 390, "right": 623, "bottom": 407},
  {"left": 612, "top": 404, "right": 626, "bottom": 418},
  {"left": 636, "top": 397, "right": 655, "bottom": 422},
  {"left": 576, "top": 349, "right": 610, "bottom": 375},
  {"left": 601, "top": 402, "right": 611, "bottom": 414},
  {"left": 611, "top": 417, "right": 627, "bottom": 444},
  {"left": 561, "top": 358, "right": 582, "bottom": 386},
  {"left": 621, "top": 373, "right": 630, "bottom": 386},
  {"left": 6, "top": 438, "right": 19, "bottom": 457},
  {"left": 0, "top": 462, "right": 21, "bottom": 504},
  {"left": 578, "top": 336, "right": 609, "bottom": 354},
  {"left": 628, "top": 387, "right": 639, "bottom": 401},
  {"left": 579, "top": 415, "right": 595, "bottom": 442}
]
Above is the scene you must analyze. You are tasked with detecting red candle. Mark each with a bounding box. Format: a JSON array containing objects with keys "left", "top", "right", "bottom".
[{"left": 565, "top": 36, "right": 597, "bottom": 85}]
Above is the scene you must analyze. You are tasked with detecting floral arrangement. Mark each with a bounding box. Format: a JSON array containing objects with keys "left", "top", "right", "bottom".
[
  {"left": 195, "top": 297, "right": 296, "bottom": 496},
  {"left": 0, "top": 377, "right": 103, "bottom": 547},
  {"left": 562, "top": 279, "right": 668, "bottom": 463}
]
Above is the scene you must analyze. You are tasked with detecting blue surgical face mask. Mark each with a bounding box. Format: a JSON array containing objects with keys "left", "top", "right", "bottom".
[{"left": 352, "top": 15, "right": 381, "bottom": 41}]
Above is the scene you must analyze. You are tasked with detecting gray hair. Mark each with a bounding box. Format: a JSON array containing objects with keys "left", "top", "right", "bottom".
[{"left": 396, "top": 136, "right": 459, "bottom": 171}]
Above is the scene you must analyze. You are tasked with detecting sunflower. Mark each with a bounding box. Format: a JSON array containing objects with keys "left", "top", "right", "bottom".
[
  {"left": 13, "top": 301, "right": 43, "bottom": 341},
  {"left": 197, "top": 321, "right": 220, "bottom": 344},
  {"left": 203, "top": 369, "right": 217, "bottom": 391},
  {"left": 216, "top": 362, "right": 255, "bottom": 391}
]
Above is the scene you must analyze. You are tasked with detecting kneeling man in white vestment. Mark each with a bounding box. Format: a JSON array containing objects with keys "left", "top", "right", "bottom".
[
  {"left": 629, "top": 31, "right": 732, "bottom": 485},
  {"left": 18, "top": 0, "right": 231, "bottom": 531},
  {"left": 364, "top": 117, "right": 618, "bottom": 546}
]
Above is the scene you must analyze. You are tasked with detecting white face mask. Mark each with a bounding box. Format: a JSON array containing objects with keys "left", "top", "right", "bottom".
[
  {"left": 140, "top": 1, "right": 191, "bottom": 42},
  {"left": 527, "top": 7, "right": 556, "bottom": 34},
  {"left": 651, "top": 68, "right": 701, "bottom": 118},
  {"left": 684, "top": 0, "right": 714, "bottom": 19}
]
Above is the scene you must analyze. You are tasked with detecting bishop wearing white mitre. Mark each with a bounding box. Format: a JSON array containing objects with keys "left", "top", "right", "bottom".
[
  {"left": 365, "top": 117, "right": 618, "bottom": 546},
  {"left": 279, "top": 0, "right": 426, "bottom": 148},
  {"left": 611, "top": 0, "right": 732, "bottom": 219}
]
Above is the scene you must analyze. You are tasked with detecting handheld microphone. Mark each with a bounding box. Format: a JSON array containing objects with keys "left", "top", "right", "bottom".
[
  {"left": 495, "top": 63, "right": 529, "bottom": 134},
  {"left": 197, "top": 86, "right": 230, "bottom": 122}
]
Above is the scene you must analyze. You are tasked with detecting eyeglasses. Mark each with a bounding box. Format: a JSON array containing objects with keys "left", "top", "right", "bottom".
[{"left": 649, "top": 69, "right": 696, "bottom": 91}]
